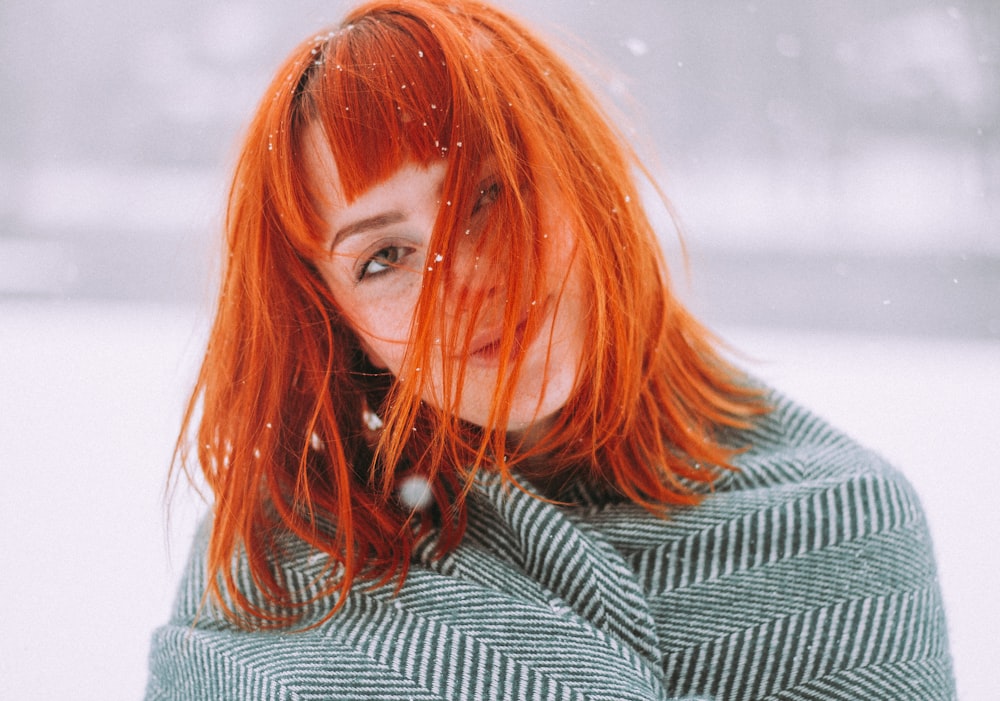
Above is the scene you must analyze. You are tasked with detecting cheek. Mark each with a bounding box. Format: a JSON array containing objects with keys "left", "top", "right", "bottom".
[
  {"left": 318, "top": 267, "right": 420, "bottom": 373},
  {"left": 349, "top": 300, "right": 416, "bottom": 372}
]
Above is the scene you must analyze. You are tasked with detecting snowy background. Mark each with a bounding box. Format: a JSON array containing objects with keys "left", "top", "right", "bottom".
[{"left": 1, "top": 1, "right": 997, "bottom": 699}]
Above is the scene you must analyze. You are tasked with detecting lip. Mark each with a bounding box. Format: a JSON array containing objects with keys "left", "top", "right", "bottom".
[
  {"left": 467, "top": 298, "right": 548, "bottom": 365},
  {"left": 468, "top": 318, "right": 528, "bottom": 362}
]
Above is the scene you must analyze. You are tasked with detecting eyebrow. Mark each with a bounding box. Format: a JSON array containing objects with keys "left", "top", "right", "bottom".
[{"left": 330, "top": 211, "right": 407, "bottom": 250}]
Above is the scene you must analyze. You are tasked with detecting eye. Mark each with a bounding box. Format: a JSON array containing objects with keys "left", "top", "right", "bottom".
[
  {"left": 471, "top": 180, "right": 501, "bottom": 216},
  {"left": 358, "top": 246, "right": 407, "bottom": 281}
]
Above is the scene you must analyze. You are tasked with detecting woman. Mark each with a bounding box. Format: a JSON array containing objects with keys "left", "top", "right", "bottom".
[{"left": 145, "top": 1, "right": 955, "bottom": 698}]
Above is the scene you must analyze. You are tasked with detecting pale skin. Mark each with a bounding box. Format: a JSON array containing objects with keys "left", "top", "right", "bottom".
[{"left": 303, "top": 124, "right": 587, "bottom": 438}]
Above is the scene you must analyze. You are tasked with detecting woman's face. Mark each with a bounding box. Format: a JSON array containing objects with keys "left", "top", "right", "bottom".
[{"left": 304, "top": 125, "right": 587, "bottom": 434}]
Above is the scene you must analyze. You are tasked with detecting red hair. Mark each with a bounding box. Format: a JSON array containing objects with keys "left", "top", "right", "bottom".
[{"left": 176, "top": 0, "right": 767, "bottom": 627}]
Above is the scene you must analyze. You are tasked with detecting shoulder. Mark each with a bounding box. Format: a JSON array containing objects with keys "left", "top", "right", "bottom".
[
  {"left": 723, "top": 388, "right": 903, "bottom": 488},
  {"left": 710, "top": 389, "right": 930, "bottom": 537},
  {"left": 145, "top": 520, "right": 357, "bottom": 700},
  {"left": 146, "top": 512, "right": 681, "bottom": 700},
  {"left": 593, "top": 390, "right": 957, "bottom": 699},
  {"left": 591, "top": 389, "right": 932, "bottom": 559}
]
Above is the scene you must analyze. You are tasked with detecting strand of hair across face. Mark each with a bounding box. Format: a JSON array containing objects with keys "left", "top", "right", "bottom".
[{"left": 176, "top": 0, "right": 769, "bottom": 629}]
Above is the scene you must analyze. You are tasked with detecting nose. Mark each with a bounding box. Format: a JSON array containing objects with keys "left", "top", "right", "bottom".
[{"left": 444, "top": 230, "right": 502, "bottom": 307}]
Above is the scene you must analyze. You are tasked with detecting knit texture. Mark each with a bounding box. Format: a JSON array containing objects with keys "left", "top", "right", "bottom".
[{"left": 145, "top": 392, "right": 955, "bottom": 700}]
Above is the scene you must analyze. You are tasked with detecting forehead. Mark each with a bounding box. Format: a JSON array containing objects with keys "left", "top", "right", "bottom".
[
  {"left": 301, "top": 122, "right": 447, "bottom": 243},
  {"left": 300, "top": 122, "right": 348, "bottom": 212}
]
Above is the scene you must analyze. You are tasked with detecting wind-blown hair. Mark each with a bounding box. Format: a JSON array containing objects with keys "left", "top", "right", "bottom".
[{"left": 177, "top": 0, "right": 767, "bottom": 627}]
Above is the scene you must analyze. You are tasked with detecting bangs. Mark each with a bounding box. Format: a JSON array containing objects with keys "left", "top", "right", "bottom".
[
  {"left": 286, "top": 7, "right": 543, "bottom": 300},
  {"left": 303, "top": 15, "right": 456, "bottom": 201},
  {"left": 282, "top": 6, "right": 530, "bottom": 267}
]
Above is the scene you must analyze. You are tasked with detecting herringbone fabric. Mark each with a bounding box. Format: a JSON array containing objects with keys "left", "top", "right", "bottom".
[{"left": 145, "top": 393, "right": 955, "bottom": 699}]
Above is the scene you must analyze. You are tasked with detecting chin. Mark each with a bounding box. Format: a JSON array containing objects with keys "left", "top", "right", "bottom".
[
  {"left": 450, "top": 386, "right": 564, "bottom": 435},
  {"left": 501, "top": 382, "right": 574, "bottom": 436}
]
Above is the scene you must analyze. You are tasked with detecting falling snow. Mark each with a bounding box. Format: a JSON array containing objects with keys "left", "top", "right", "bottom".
[
  {"left": 398, "top": 475, "right": 433, "bottom": 511},
  {"left": 362, "top": 407, "right": 384, "bottom": 432},
  {"left": 310, "top": 432, "right": 325, "bottom": 451},
  {"left": 623, "top": 37, "right": 649, "bottom": 56}
]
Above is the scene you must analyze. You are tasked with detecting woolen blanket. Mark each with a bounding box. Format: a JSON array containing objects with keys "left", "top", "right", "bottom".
[{"left": 145, "top": 392, "right": 955, "bottom": 699}]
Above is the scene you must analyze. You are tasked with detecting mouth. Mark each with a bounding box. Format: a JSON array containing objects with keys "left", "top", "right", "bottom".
[
  {"left": 469, "top": 317, "right": 528, "bottom": 362},
  {"left": 467, "top": 300, "right": 547, "bottom": 364}
]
